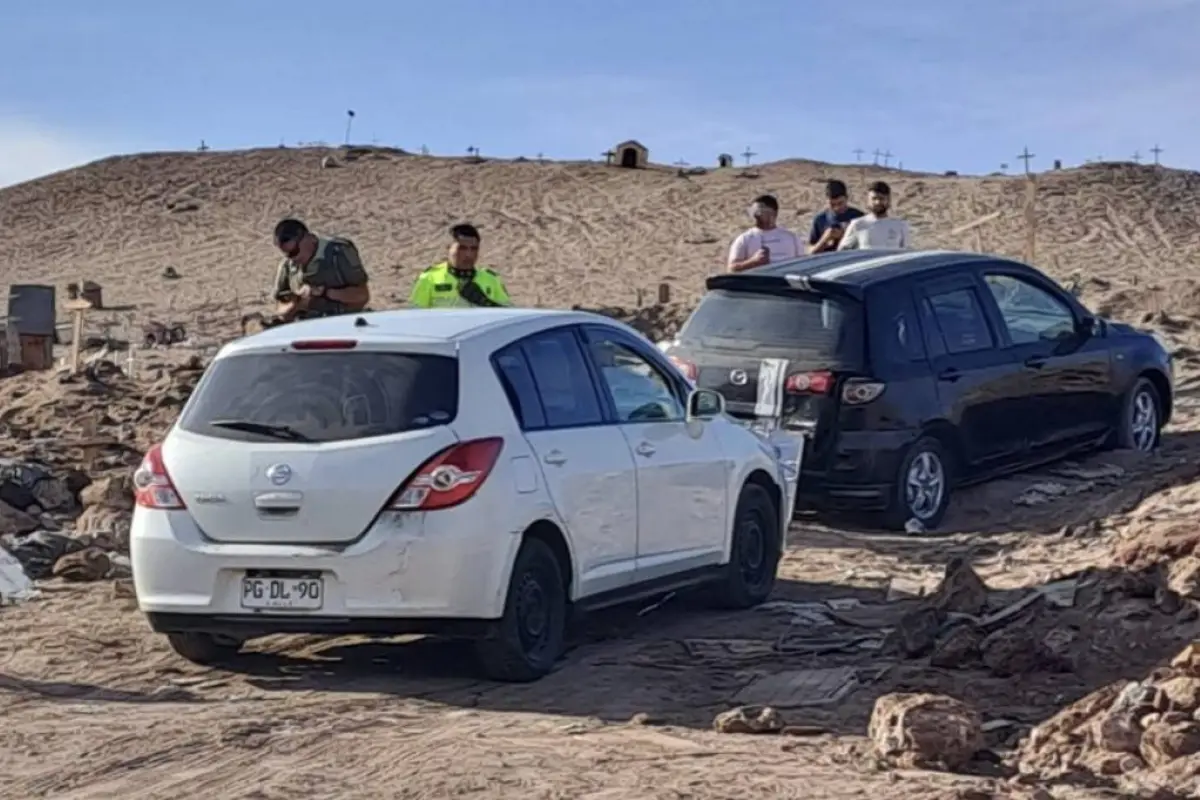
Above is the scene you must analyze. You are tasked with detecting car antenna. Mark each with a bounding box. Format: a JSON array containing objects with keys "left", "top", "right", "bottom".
[{"left": 354, "top": 316, "right": 371, "bottom": 327}]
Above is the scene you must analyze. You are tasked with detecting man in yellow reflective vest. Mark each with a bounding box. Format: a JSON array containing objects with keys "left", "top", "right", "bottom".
[{"left": 409, "top": 223, "right": 511, "bottom": 308}]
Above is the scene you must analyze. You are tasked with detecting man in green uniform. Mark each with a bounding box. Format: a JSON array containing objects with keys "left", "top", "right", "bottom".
[
  {"left": 409, "top": 224, "right": 511, "bottom": 309},
  {"left": 272, "top": 218, "right": 371, "bottom": 322}
]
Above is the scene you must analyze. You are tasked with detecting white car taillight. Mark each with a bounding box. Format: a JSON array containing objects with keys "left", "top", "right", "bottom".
[
  {"left": 387, "top": 438, "right": 504, "bottom": 511},
  {"left": 133, "top": 443, "right": 186, "bottom": 509}
]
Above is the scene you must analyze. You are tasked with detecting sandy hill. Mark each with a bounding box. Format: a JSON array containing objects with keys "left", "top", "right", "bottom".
[{"left": 2, "top": 146, "right": 1200, "bottom": 336}]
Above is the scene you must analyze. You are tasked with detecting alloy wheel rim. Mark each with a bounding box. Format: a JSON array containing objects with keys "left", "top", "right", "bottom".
[
  {"left": 1131, "top": 390, "right": 1158, "bottom": 452},
  {"left": 906, "top": 451, "right": 946, "bottom": 521}
]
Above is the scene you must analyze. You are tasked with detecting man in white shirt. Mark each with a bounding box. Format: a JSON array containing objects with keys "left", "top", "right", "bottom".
[
  {"left": 837, "top": 181, "right": 912, "bottom": 251},
  {"left": 727, "top": 194, "right": 804, "bottom": 272}
]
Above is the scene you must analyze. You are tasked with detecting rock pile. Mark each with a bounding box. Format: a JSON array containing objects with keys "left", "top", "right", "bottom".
[
  {"left": 886, "top": 557, "right": 1083, "bottom": 677},
  {"left": 0, "top": 461, "right": 134, "bottom": 584},
  {"left": 1016, "top": 642, "right": 1200, "bottom": 795}
]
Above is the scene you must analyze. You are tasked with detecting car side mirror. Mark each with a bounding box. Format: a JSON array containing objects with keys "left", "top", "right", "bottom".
[
  {"left": 686, "top": 388, "right": 725, "bottom": 421},
  {"left": 1076, "top": 315, "right": 1096, "bottom": 337}
]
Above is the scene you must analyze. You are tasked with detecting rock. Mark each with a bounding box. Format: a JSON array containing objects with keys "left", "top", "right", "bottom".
[
  {"left": 1172, "top": 642, "right": 1200, "bottom": 677},
  {"left": 893, "top": 605, "right": 943, "bottom": 657},
  {"left": 930, "top": 622, "right": 983, "bottom": 668},
  {"left": 73, "top": 506, "right": 132, "bottom": 549},
  {"left": 868, "top": 692, "right": 983, "bottom": 771},
  {"left": 51, "top": 548, "right": 111, "bottom": 582},
  {"left": 1168, "top": 557, "right": 1200, "bottom": 601},
  {"left": 713, "top": 705, "right": 784, "bottom": 734},
  {"left": 1027, "top": 681, "right": 1125, "bottom": 752},
  {"left": 1157, "top": 676, "right": 1200, "bottom": 715},
  {"left": 932, "top": 557, "right": 989, "bottom": 616},
  {"left": 2, "top": 530, "right": 82, "bottom": 579},
  {"left": 1040, "top": 626, "right": 1080, "bottom": 672},
  {"left": 320, "top": 155, "right": 340, "bottom": 169},
  {"left": 79, "top": 475, "right": 134, "bottom": 511},
  {"left": 1093, "top": 709, "right": 1143, "bottom": 753},
  {"left": 1140, "top": 719, "right": 1200, "bottom": 767},
  {"left": 1113, "top": 681, "right": 1168, "bottom": 716},
  {"left": 0, "top": 500, "right": 40, "bottom": 537},
  {"left": 980, "top": 625, "right": 1046, "bottom": 676},
  {"left": 0, "top": 459, "right": 75, "bottom": 513}
]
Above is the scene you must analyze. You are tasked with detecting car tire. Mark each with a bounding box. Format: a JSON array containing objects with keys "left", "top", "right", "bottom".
[
  {"left": 474, "top": 537, "right": 567, "bottom": 683},
  {"left": 1114, "top": 377, "right": 1163, "bottom": 452},
  {"left": 884, "top": 436, "right": 952, "bottom": 531},
  {"left": 710, "top": 483, "right": 781, "bottom": 609},
  {"left": 165, "top": 632, "right": 243, "bottom": 666}
]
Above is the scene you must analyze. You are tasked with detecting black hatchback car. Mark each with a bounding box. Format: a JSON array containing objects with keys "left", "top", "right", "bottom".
[{"left": 663, "top": 250, "right": 1173, "bottom": 529}]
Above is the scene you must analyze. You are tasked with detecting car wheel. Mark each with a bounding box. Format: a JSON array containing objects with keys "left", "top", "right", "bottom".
[
  {"left": 165, "top": 632, "right": 243, "bottom": 666},
  {"left": 474, "top": 537, "right": 567, "bottom": 682},
  {"left": 710, "top": 483, "right": 781, "bottom": 609},
  {"left": 1116, "top": 377, "right": 1162, "bottom": 452},
  {"left": 884, "top": 436, "right": 952, "bottom": 531}
]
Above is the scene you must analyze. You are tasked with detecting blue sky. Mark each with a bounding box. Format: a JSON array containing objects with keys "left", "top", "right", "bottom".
[{"left": 2, "top": 0, "right": 1198, "bottom": 186}]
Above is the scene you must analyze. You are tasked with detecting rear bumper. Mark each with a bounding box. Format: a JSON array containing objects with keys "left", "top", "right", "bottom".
[
  {"left": 800, "top": 429, "right": 918, "bottom": 511},
  {"left": 130, "top": 505, "right": 524, "bottom": 627},
  {"left": 146, "top": 612, "right": 494, "bottom": 639}
]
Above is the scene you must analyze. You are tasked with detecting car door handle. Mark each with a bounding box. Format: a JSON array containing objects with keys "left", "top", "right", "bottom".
[
  {"left": 634, "top": 441, "right": 656, "bottom": 457},
  {"left": 1024, "top": 356, "right": 1047, "bottom": 369},
  {"left": 542, "top": 450, "right": 567, "bottom": 466},
  {"left": 937, "top": 367, "right": 961, "bottom": 383}
]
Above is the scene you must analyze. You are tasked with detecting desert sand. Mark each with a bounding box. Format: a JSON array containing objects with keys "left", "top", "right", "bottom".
[{"left": 2, "top": 147, "right": 1200, "bottom": 799}]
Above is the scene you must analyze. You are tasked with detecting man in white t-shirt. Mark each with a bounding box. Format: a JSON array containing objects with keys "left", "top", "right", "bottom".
[
  {"left": 727, "top": 194, "right": 804, "bottom": 272},
  {"left": 837, "top": 181, "right": 911, "bottom": 251}
]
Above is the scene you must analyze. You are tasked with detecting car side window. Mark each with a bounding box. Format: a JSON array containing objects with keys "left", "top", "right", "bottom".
[
  {"left": 984, "top": 273, "right": 1076, "bottom": 345},
  {"left": 924, "top": 288, "right": 995, "bottom": 355},
  {"left": 519, "top": 328, "right": 606, "bottom": 428},
  {"left": 871, "top": 291, "right": 927, "bottom": 364},
  {"left": 584, "top": 333, "right": 685, "bottom": 423},
  {"left": 492, "top": 345, "right": 546, "bottom": 430}
]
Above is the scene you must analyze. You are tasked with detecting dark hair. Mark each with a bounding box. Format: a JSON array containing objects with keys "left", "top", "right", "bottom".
[
  {"left": 450, "top": 223, "right": 481, "bottom": 241},
  {"left": 274, "top": 218, "right": 308, "bottom": 244},
  {"left": 751, "top": 195, "right": 779, "bottom": 212},
  {"left": 868, "top": 181, "right": 891, "bottom": 196},
  {"left": 825, "top": 180, "right": 848, "bottom": 199}
]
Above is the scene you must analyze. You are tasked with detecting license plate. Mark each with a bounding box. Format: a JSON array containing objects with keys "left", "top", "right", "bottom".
[{"left": 240, "top": 574, "right": 324, "bottom": 611}]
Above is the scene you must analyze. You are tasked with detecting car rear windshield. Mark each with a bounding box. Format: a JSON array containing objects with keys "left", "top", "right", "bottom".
[
  {"left": 178, "top": 351, "right": 459, "bottom": 443},
  {"left": 679, "top": 289, "right": 862, "bottom": 363}
]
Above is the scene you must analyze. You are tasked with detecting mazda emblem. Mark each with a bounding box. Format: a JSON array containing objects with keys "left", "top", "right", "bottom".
[
  {"left": 729, "top": 369, "right": 748, "bottom": 386},
  {"left": 266, "top": 463, "right": 293, "bottom": 486}
]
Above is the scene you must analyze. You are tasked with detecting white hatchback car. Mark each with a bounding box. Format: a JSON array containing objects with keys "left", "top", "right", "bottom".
[{"left": 131, "top": 308, "right": 789, "bottom": 682}]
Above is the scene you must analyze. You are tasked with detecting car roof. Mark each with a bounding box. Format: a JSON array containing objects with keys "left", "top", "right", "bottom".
[
  {"left": 709, "top": 249, "right": 1001, "bottom": 298},
  {"left": 222, "top": 308, "right": 609, "bottom": 356}
]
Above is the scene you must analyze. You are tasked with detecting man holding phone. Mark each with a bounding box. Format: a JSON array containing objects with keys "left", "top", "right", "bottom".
[
  {"left": 807, "top": 180, "right": 865, "bottom": 254},
  {"left": 727, "top": 194, "right": 803, "bottom": 272},
  {"left": 272, "top": 218, "right": 371, "bottom": 323}
]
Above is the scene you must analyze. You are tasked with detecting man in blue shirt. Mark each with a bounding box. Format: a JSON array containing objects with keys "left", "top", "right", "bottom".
[{"left": 807, "top": 180, "right": 865, "bottom": 254}]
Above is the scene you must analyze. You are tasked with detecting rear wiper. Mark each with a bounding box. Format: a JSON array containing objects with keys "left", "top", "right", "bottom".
[{"left": 207, "top": 419, "right": 313, "bottom": 442}]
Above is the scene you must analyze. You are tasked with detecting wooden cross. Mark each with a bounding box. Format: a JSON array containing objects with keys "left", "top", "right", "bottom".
[
  {"left": 64, "top": 296, "right": 94, "bottom": 373},
  {"left": 882, "top": 150, "right": 893, "bottom": 167},
  {"left": 1017, "top": 146, "right": 1035, "bottom": 174},
  {"left": 872, "top": 148, "right": 883, "bottom": 165},
  {"left": 852, "top": 148, "right": 864, "bottom": 162},
  {"left": 1151, "top": 144, "right": 1163, "bottom": 164},
  {"left": 1131, "top": 151, "right": 1141, "bottom": 164},
  {"left": 673, "top": 158, "right": 689, "bottom": 168},
  {"left": 602, "top": 150, "right": 615, "bottom": 165},
  {"left": 740, "top": 147, "right": 756, "bottom": 166}
]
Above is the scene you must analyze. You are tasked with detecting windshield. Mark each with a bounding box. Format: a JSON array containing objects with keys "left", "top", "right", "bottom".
[
  {"left": 178, "top": 351, "right": 459, "bottom": 443},
  {"left": 679, "top": 289, "right": 862, "bottom": 363}
]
